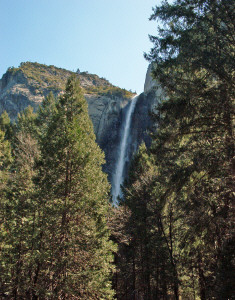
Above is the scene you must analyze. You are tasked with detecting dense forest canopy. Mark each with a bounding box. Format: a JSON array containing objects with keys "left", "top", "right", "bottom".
[
  {"left": 115, "top": 0, "right": 234, "bottom": 299},
  {"left": 0, "top": 0, "right": 234, "bottom": 299},
  {"left": 0, "top": 76, "right": 115, "bottom": 299}
]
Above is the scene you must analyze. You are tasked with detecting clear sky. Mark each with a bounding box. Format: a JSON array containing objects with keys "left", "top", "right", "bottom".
[{"left": 0, "top": 0, "right": 161, "bottom": 93}]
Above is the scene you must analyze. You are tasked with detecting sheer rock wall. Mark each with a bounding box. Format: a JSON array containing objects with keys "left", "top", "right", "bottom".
[{"left": 0, "top": 63, "right": 164, "bottom": 182}]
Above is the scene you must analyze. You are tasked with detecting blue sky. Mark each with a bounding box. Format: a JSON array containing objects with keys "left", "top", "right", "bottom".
[{"left": 0, "top": 0, "right": 161, "bottom": 93}]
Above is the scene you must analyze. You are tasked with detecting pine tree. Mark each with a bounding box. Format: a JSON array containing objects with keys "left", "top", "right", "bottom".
[
  {"left": 0, "top": 128, "right": 13, "bottom": 297},
  {"left": 16, "top": 106, "right": 38, "bottom": 137},
  {"left": 144, "top": 0, "right": 235, "bottom": 298},
  {"left": 36, "top": 91, "right": 57, "bottom": 139},
  {"left": 0, "top": 113, "right": 40, "bottom": 298},
  {"left": 0, "top": 110, "right": 14, "bottom": 141},
  {"left": 115, "top": 145, "right": 175, "bottom": 299},
  {"left": 0, "top": 77, "right": 116, "bottom": 299},
  {"left": 35, "top": 75, "right": 115, "bottom": 299}
]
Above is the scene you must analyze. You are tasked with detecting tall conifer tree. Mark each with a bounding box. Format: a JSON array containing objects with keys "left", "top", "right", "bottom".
[
  {"left": 0, "top": 76, "right": 115, "bottom": 299},
  {"left": 0, "top": 109, "right": 40, "bottom": 298},
  {"left": 144, "top": 0, "right": 235, "bottom": 298},
  {"left": 37, "top": 75, "right": 115, "bottom": 299},
  {"left": 117, "top": 0, "right": 234, "bottom": 299}
]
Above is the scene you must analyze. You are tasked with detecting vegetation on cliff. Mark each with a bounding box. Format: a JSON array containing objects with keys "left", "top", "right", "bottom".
[
  {"left": 5, "top": 62, "right": 134, "bottom": 98},
  {"left": 85, "top": 85, "right": 134, "bottom": 98}
]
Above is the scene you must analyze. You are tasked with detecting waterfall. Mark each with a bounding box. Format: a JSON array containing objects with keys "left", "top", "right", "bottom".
[{"left": 112, "top": 94, "right": 139, "bottom": 204}]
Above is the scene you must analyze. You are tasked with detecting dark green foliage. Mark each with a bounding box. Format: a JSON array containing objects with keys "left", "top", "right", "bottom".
[
  {"left": 114, "top": 145, "right": 179, "bottom": 299},
  {"left": 16, "top": 106, "right": 38, "bottom": 136},
  {"left": 145, "top": 1, "right": 235, "bottom": 295},
  {"left": 35, "top": 91, "right": 57, "bottom": 139},
  {"left": 0, "top": 108, "right": 40, "bottom": 298},
  {"left": 0, "top": 111, "right": 14, "bottom": 141},
  {"left": 0, "top": 126, "right": 12, "bottom": 190},
  {"left": 0, "top": 75, "right": 115, "bottom": 299},
  {"left": 115, "top": 0, "right": 234, "bottom": 299},
  {"left": 36, "top": 75, "right": 115, "bottom": 299}
]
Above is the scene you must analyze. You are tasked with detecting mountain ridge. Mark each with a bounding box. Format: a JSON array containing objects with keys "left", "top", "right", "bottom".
[
  {"left": 0, "top": 62, "right": 134, "bottom": 119},
  {"left": 0, "top": 61, "right": 161, "bottom": 183},
  {"left": 0, "top": 62, "right": 137, "bottom": 181}
]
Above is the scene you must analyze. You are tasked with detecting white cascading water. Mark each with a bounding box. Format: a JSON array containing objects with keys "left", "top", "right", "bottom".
[{"left": 112, "top": 94, "right": 139, "bottom": 204}]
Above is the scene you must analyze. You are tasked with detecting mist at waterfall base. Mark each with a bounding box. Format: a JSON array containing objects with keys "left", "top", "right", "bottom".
[{"left": 112, "top": 95, "right": 139, "bottom": 204}]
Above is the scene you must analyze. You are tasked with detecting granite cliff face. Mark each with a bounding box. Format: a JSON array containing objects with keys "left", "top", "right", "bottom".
[
  {"left": 0, "top": 63, "right": 132, "bottom": 139},
  {"left": 0, "top": 62, "right": 163, "bottom": 182},
  {"left": 119, "top": 63, "right": 165, "bottom": 180},
  {"left": 0, "top": 62, "right": 133, "bottom": 178}
]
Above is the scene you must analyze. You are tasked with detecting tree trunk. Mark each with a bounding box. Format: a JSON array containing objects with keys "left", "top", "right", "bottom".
[
  {"left": 198, "top": 259, "right": 206, "bottom": 300},
  {"left": 132, "top": 254, "right": 136, "bottom": 300}
]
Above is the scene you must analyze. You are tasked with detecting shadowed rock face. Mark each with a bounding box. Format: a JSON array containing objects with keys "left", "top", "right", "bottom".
[
  {"left": 119, "top": 63, "right": 166, "bottom": 180},
  {"left": 86, "top": 94, "right": 130, "bottom": 179},
  {"left": 0, "top": 62, "right": 164, "bottom": 184},
  {"left": 0, "top": 63, "right": 132, "bottom": 180},
  {"left": 122, "top": 91, "right": 163, "bottom": 180},
  {"left": 0, "top": 70, "right": 40, "bottom": 118}
]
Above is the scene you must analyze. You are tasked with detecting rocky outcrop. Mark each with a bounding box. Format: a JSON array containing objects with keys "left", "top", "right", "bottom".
[
  {"left": 86, "top": 94, "right": 129, "bottom": 143},
  {"left": 144, "top": 63, "right": 165, "bottom": 99},
  {"left": 0, "top": 62, "right": 164, "bottom": 183},
  {"left": 0, "top": 69, "right": 41, "bottom": 119},
  {"left": 112, "top": 64, "right": 166, "bottom": 181},
  {"left": 86, "top": 94, "right": 130, "bottom": 177},
  {"left": 130, "top": 63, "right": 165, "bottom": 152},
  {"left": 144, "top": 63, "right": 156, "bottom": 94},
  {"left": 0, "top": 62, "right": 133, "bottom": 180},
  {"left": 0, "top": 62, "right": 124, "bottom": 120}
]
